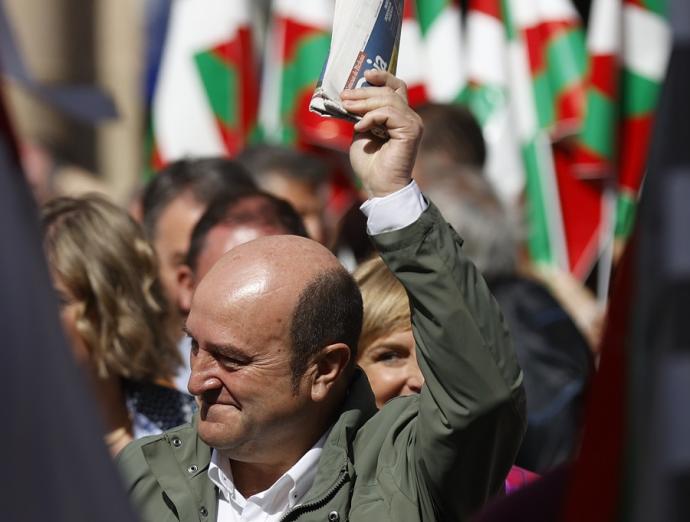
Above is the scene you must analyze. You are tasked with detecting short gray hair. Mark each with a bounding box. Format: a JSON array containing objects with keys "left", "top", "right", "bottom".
[{"left": 423, "top": 168, "right": 521, "bottom": 278}]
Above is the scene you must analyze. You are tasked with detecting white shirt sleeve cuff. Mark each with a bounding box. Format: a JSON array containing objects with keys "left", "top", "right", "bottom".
[{"left": 360, "top": 180, "right": 428, "bottom": 235}]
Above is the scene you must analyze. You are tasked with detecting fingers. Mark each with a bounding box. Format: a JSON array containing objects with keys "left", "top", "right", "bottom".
[
  {"left": 341, "top": 71, "right": 419, "bottom": 141},
  {"left": 353, "top": 105, "right": 422, "bottom": 138},
  {"left": 353, "top": 107, "right": 396, "bottom": 133},
  {"left": 341, "top": 91, "right": 407, "bottom": 116},
  {"left": 363, "top": 69, "right": 408, "bottom": 98},
  {"left": 341, "top": 85, "right": 403, "bottom": 101},
  {"left": 341, "top": 69, "right": 408, "bottom": 102}
]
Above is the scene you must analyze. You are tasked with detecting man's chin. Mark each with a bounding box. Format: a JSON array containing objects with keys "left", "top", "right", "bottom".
[{"left": 197, "top": 419, "right": 242, "bottom": 450}]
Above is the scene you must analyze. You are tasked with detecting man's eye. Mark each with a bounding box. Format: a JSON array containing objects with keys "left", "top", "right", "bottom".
[{"left": 218, "top": 356, "right": 245, "bottom": 369}]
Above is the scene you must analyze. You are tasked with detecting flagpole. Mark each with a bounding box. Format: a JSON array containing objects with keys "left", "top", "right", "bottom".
[{"left": 596, "top": 179, "right": 617, "bottom": 307}]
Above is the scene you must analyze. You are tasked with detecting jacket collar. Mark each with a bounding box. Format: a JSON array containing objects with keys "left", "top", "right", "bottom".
[
  {"left": 141, "top": 370, "right": 377, "bottom": 520},
  {"left": 142, "top": 415, "right": 217, "bottom": 521},
  {"left": 299, "top": 369, "right": 378, "bottom": 504}
]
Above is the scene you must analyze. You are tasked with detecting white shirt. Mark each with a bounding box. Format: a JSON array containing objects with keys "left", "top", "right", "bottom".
[
  {"left": 208, "top": 430, "right": 329, "bottom": 522},
  {"left": 207, "top": 182, "right": 427, "bottom": 521},
  {"left": 360, "top": 180, "right": 428, "bottom": 234}
]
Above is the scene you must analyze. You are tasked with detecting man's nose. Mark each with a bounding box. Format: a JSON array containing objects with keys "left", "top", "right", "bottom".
[{"left": 187, "top": 350, "right": 223, "bottom": 396}]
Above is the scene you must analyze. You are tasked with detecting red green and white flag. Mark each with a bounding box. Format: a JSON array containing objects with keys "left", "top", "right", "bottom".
[
  {"left": 572, "top": 0, "right": 622, "bottom": 292},
  {"left": 616, "top": 0, "right": 671, "bottom": 238},
  {"left": 571, "top": 0, "right": 670, "bottom": 289},
  {"left": 462, "top": 0, "right": 525, "bottom": 206},
  {"left": 397, "top": 1, "right": 430, "bottom": 106},
  {"left": 397, "top": 0, "right": 465, "bottom": 106},
  {"left": 575, "top": 0, "right": 622, "bottom": 177},
  {"left": 416, "top": 0, "right": 466, "bottom": 102},
  {"left": 575, "top": 0, "right": 671, "bottom": 240},
  {"left": 516, "top": 0, "right": 588, "bottom": 137},
  {"left": 501, "top": 0, "right": 590, "bottom": 270},
  {"left": 150, "top": 0, "right": 258, "bottom": 166},
  {"left": 259, "top": 0, "right": 354, "bottom": 151}
]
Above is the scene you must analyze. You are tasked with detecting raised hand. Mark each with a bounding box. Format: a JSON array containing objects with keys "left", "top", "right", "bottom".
[{"left": 342, "top": 69, "right": 423, "bottom": 198}]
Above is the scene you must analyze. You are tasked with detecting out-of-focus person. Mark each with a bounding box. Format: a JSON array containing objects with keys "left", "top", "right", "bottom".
[
  {"left": 237, "top": 144, "right": 330, "bottom": 245},
  {"left": 171, "top": 189, "right": 309, "bottom": 390},
  {"left": 414, "top": 102, "right": 597, "bottom": 470},
  {"left": 413, "top": 103, "right": 487, "bottom": 188},
  {"left": 177, "top": 189, "right": 308, "bottom": 314},
  {"left": 414, "top": 102, "right": 602, "bottom": 350},
  {"left": 354, "top": 256, "right": 539, "bottom": 492},
  {"left": 424, "top": 170, "right": 594, "bottom": 473},
  {"left": 42, "top": 194, "right": 196, "bottom": 456},
  {"left": 140, "top": 157, "right": 255, "bottom": 321}
]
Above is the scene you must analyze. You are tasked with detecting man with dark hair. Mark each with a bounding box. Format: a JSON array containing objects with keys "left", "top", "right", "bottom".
[
  {"left": 176, "top": 190, "right": 309, "bottom": 317},
  {"left": 413, "top": 102, "right": 487, "bottom": 187},
  {"left": 288, "top": 268, "right": 362, "bottom": 390},
  {"left": 381, "top": 94, "right": 580, "bottom": 473},
  {"left": 237, "top": 145, "right": 329, "bottom": 244},
  {"left": 141, "top": 157, "right": 255, "bottom": 312},
  {"left": 119, "top": 71, "right": 525, "bottom": 521},
  {"left": 186, "top": 191, "right": 308, "bottom": 275}
]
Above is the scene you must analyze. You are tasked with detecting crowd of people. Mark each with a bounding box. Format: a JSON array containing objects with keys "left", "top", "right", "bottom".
[{"left": 36, "top": 71, "right": 602, "bottom": 520}]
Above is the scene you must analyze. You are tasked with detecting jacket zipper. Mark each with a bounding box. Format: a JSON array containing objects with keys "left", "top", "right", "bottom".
[{"left": 279, "top": 465, "right": 350, "bottom": 522}]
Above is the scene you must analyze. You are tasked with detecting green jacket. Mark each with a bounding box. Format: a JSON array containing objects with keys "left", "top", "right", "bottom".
[{"left": 118, "top": 203, "right": 526, "bottom": 521}]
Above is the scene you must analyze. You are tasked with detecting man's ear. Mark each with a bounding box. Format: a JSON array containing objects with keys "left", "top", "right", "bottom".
[
  {"left": 176, "top": 264, "right": 195, "bottom": 315},
  {"left": 310, "top": 343, "right": 351, "bottom": 402}
]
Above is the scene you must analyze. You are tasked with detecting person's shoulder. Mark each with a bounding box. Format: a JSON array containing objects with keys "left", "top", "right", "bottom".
[
  {"left": 116, "top": 421, "right": 196, "bottom": 483},
  {"left": 116, "top": 432, "right": 163, "bottom": 483}
]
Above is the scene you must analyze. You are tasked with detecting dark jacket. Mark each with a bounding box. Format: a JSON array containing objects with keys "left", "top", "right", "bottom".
[
  {"left": 118, "top": 203, "right": 526, "bottom": 521},
  {"left": 488, "top": 276, "right": 593, "bottom": 472}
]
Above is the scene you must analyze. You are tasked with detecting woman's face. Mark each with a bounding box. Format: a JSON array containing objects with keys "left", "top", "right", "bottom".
[
  {"left": 52, "top": 275, "right": 90, "bottom": 366},
  {"left": 357, "top": 329, "right": 424, "bottom": 409}
]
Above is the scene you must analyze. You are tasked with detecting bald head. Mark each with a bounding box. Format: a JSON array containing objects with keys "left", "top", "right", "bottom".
[
  {"left": 194, "top": 222, "right": 294, "bottom": 282},
  {"left": 200, "top": 234, "right": 340, "bottom": 295},
  {"left": 192, "top": 235, "right": 362, "bottom": 387}
]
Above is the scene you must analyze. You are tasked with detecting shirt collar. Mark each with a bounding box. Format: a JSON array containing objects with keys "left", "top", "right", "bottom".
[
  {"left": 207, "top": 428, "right": 331, "bottom": 510},
  {"left": 208, "top": 450, "right": 241, "bottom": 505}
]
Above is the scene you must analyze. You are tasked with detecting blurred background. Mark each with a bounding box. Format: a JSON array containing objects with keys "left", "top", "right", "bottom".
[{"left": 2, "top": 0, "right": 622, "bottom": 287}]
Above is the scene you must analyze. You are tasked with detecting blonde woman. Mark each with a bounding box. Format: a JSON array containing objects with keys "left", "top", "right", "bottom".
[
  {"left": 354, "top": 256, "right": 423, "bottom": 408},
  {"left": 354, "top": 256, "right": 538, "bottom": 492},
  {"left": 42, "top": 194, "right": 195, "bottom": 456}
]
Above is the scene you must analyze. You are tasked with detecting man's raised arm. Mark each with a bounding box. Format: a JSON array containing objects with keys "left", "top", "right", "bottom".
[{"left": 343, "top": 70, "right": 526, "bottom": 519}]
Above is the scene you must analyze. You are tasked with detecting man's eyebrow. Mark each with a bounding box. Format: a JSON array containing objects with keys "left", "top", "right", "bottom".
[
  {"left": 181, "top": 326, "right": 249, "bottom": 360},
  {"left": 205, "top": 342, "right": 251, "bottom": 361}
]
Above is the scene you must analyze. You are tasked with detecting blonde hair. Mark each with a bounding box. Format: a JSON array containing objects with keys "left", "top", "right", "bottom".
[
  {"left": 42, "top": 194, "right": 181, "bottom": 381},
  {"left": 353, "top": 256, "right": 411, "bottom": 356}
]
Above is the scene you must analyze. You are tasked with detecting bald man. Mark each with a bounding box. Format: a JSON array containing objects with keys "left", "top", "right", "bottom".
[
  {"left": 171, "top": 190, "right": 309, "bottom": 391},
  {"left": 118, "top": 71, "right": 526, "bottom": 521}
]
